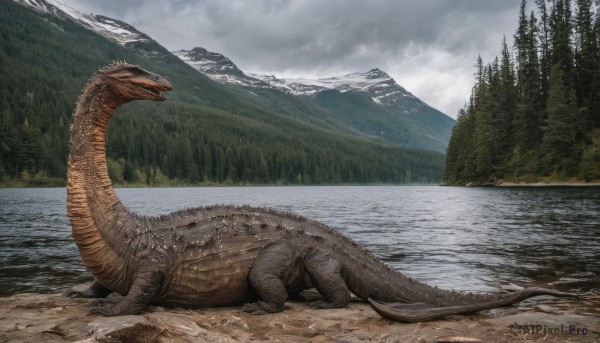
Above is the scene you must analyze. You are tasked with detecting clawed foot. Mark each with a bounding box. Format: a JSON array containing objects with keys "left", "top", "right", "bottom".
[
  {"left": 67, "top": 281, "right": 112, "bottom": 299},
  {"left": 242, "top": 302, "right": 269, "bottom": 315},
  {"left": 242, "top": 301, "right": 282, "bottom": 314},
  {"left": 308, "top": 301, "right": 340, "bottom": 309},
  {"left": 67, "top": 291, "right": 84, "bottom": 298},
  {"left": 88, "top": 299, "right": 115, "bottom": 316},
  {"left": 67, "top": 289, "right": 94, "bottom": 298}
]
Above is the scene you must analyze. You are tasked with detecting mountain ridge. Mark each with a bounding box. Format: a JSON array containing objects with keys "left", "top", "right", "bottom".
[
  {"left": 173, "top": 47, "right": 455, "bottom": 152},
  {"left": 172, "top": 47, "right": 430, "bottom": 110},
  {"left": 172, "top": 47, "right": 269, "bottom": 87},
  {"left": 15, "top": 0, "right": 454, "bottom": 153},
  {"left": 4, "top": 0, "right": 445, "bottom": 186},
  {"left": 15, "top": 0, "right": 151, "bottom": 46}
]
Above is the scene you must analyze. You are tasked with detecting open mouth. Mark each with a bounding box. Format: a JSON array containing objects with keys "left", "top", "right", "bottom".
[
  {"left": 137, "top": 82, "right": 172, "bottom": 100},
  {"left": 130, "top": 75, "right": 173, "bottom": 100},
  {"left": 141, "top": 85, "right": 163, "bottom": 97}
]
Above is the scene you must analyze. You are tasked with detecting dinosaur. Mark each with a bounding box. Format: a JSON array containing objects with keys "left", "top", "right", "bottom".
[{"left": 66, "top": 62, "right": 574, "bottom": 322}]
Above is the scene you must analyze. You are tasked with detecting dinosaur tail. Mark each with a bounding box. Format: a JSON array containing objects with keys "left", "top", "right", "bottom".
[
  {"left": 337, "top": 248, "right": 577, "bottom": 323},
  {"left": 367, "top": 288, "right": 577, "bottom": 323}
]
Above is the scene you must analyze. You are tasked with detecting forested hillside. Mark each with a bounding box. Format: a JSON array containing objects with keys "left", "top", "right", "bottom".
[
  {"left": 0, "top": 0, "right": 444, "bottom": 186},
  {"left": 175, "top": 48, "right": 456, "bottom": 154},
  {"left": 444, "top": 0, "right": 600, "bottom": 185},
  {"left": 311, "top": 89, "right": 455, "bottom": 153}
]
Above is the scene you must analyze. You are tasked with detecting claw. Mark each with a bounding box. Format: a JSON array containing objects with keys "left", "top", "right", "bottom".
[
  {"left": 67, "top": 291, "right": 84, "bottom": 298},
  {"left": 308, "top": 300, "right": 338, "bottom": 309},
  {"left": 89, "top": 305, "right": 115, "bottom": 316},
  {"left": 68, "top": 289, "right": 97, "bottom": 298},
  {"left": 89, "top": 299, "right": 106, "bottom": 307},
  {"left": 88, "top": 299, "right": 115, "bottom": 316},
  {"left": 241, "top": 302, "right": 269, "bottom": 315},
  {"left": 241, "top": 301, "right": 282, "bottom": 314},
  {"left": 89, "top": 299, "right": 115, "bottom": 317}
]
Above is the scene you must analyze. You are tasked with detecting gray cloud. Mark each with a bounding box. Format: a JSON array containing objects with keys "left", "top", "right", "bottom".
[{"left": 63, "top": 0, "right": 522, "bottom": 117}]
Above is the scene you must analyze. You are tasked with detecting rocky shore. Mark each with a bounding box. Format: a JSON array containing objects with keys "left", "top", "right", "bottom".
[
  {"left": 494, "top": 181, "right": 600, "bottom": 187},
  {"left": 0, "top": 286, "right": 598, "bottom": 343}
]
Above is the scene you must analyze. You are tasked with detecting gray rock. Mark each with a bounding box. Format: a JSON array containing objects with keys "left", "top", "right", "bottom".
[
  {"left": 146, "top": 312, "right": 208, "bottom": 337},
  {"left": 87, "top": 315, "right": 157, "bottom": 341},
  {"left": 534, "top": 304, "right": 562, "bottom": 315}
]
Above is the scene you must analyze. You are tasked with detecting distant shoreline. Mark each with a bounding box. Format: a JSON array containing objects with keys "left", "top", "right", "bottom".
[
  {"left": 0, "top": 182, "right": 441, "bottom": 189},
  {"left": 455, "top": 180, "right": 600, "bottom": 187},
  {"left": 495, "top": 181, "right": 600, "bottom": 187}
]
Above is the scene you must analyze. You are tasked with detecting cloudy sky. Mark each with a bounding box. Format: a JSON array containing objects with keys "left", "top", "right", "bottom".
[{"left": 61, "top": 0, "right": 524, "bottom": 118}]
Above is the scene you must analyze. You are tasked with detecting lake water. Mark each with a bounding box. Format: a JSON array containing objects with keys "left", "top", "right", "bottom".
[{"left": 0, "top": 186, "right": 598, "bottom": 302}]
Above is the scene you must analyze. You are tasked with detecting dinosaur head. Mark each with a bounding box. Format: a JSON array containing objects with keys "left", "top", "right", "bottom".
[{"left": 99, "top": 62, "right": 172, "bottom": 102}]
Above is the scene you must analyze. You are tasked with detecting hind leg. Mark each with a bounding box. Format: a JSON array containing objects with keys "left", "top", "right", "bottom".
[
  {"left": 304, "top": 248, "right": 351, "bottom": 309},
  {"left": 244, "top": 243, "right": 294, "bottom": 314}
]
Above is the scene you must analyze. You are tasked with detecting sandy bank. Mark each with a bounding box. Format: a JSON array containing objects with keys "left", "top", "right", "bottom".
[{"left": 0, "top": 288, "right": 598, "bottom": 343}]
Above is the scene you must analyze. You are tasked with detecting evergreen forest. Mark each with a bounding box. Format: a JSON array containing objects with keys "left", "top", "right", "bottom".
[
  {"left": 444, "top": 0, "right": 600, "bottom": 184},
  {"left": 0, "top": 1, "right": 445, "bottom": 187}
]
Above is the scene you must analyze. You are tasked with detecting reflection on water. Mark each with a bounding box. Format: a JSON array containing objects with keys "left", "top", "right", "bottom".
[{"left": 0, "top": 186, "right": 598, "bottom": 299}]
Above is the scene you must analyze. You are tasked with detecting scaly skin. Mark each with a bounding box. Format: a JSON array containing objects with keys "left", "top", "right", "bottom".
[{"left": 67, "top": 63, "right": 575, "bottom": 321}]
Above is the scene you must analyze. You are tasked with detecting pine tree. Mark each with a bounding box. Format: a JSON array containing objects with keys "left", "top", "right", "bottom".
[
  {"left": 443, "top": 108, "right": 465, "bottom": 183},
  {"left": 510, "top": 3, "right": 543, "bottom": 176},
  {"left": 515, "top": 0, "right": 530, "bottom": 101},
  {"left": 456, "top": 109, "right": 477, "bottom": 183},
  {"left": 592, "top": 7, "right": 600, "bottom": 128},
  {"left": 497, "top": 37, "right": 518, "bottom": 172},
  {"left": 541, "top": 64, "right": 581, "bottom": 176},
  {"left": 536, "top": 0, "right": 551, "bottom": 106},
  {"left": 550, "top": 0, "right": 574, "bottom": 78},
  {"left": 445, "top": 0, "right": 600, "bottom": 183},
  {"left": 574, "top": 0, "right": 599, "bottom": 129}
]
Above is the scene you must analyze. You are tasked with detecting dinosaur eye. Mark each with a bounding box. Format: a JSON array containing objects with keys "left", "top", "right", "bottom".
[{"left": 131, "top": 68, "right": 144, "bottom": 76}]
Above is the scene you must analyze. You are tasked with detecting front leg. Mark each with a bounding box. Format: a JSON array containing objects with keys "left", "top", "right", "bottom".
[
  {"left": 89, "top": 268, "right": 164, "bottom": 316},
  {"left": 68, "top": 279, "right": 112, "bottom": 298}
]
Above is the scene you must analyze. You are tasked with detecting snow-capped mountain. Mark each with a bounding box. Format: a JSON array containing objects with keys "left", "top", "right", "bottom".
[
  {"left": 13, "top": 0, "right": 454, "bottom": 152},
  {"left": 13, "top": 0, "right": 439, "bottom": 120},
  {"left": 14, "top": 0, "right": 154, "bottom": 49},
  {"left": 171, "top": 46, "right": 454, "bottom": 152},
  {"left": 172, "top": 47, "right": 430, "bottom": 115},
  {"left": 172, "top": 48, "right": 269, "bottom": 87},
  {"left": 251, "top": 69, "right": 427, "bottom": 112},
  {"left": 14, "top": 0, "right": 432, "bottom": 117}
]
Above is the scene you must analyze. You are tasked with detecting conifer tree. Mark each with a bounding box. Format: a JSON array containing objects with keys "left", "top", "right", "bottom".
[
  {"left": 445, "top": 0, "right": 600, "bottom": 183},
  {"left": 515, "top": 0, "right": 530, "bottom": 100},
  {"left": 497, "top": 37, "right": 518, "bottom": 171},
  {"left": 542, "top": 64, "right": 581, "bottom": 175},
  {"left": 511, "top": 6, "right": 543, "bottom": 176},
  {"left": 550, "top": 0, "right": 574, "bottom": 78},
  {"left": 574, "top": 0, "right": 599, "bottom": 128},
  {"left": 536, "top": 0, "right": 551, "bottom": 106}
]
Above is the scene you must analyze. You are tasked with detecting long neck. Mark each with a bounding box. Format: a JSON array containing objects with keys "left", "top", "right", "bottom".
[{"left": 67, "top": 80, "right": 131, "bottom": 293}]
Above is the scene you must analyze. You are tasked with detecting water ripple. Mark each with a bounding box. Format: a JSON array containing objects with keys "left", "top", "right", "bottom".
[{"left": 0, "top": 186, "right": 598, "bottom": 296}]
